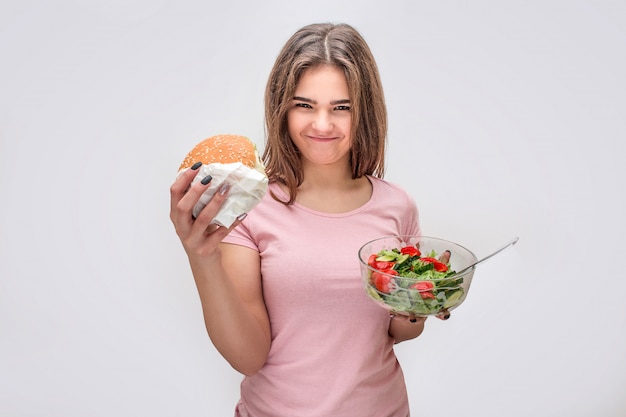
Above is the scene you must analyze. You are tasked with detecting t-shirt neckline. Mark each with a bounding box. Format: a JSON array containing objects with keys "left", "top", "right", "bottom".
[{"left": 269, "top": 176, "right": 377, "bottom": 218}]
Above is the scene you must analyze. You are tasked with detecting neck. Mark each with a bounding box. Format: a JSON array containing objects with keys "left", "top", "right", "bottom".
[
  {"left": 292, "top": 159, "right": 372, "bottom": 213},
  {"left": 300, "top": 159, "right": 354, "bottom": 191}
]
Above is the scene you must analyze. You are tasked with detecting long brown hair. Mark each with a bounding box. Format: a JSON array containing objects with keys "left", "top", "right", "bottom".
[{"left": 263, "top": 23, "right": 387, "bottom": 205}]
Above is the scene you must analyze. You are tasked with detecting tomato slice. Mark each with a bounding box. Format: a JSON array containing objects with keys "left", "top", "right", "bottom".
[
  {"left": 400, "top": 246, "right": 421, "bottom": 257},
  {"left": 419, "top": 257, "right": 448, "bottom": 272},
  {"left": 375, "top": 261, "right": 395, "bottom": 271},
  {"left": 410, "top": 281, "right": 436, "bottom": 299},
  {"left": 372, "top": 272, "right": 391, "bottom": 293}
]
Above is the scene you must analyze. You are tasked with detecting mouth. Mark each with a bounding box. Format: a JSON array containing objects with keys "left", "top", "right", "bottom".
[{"left": 308, "top": 135, "right": 337, "bottom": 142}]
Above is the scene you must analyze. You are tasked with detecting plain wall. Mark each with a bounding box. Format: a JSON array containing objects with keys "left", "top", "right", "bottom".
[{"left": 1, "top": 1, "right": 625, "bottom": 416}]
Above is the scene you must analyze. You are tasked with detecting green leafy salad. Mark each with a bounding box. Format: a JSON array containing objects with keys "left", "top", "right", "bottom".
[{"left": 365, "top": 244, "right": 466, "bottom": 316}]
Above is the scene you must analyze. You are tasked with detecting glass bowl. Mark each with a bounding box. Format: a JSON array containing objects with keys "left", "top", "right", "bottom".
[{"left": 358, "top": 235, "right": 478, "bottom": 318}]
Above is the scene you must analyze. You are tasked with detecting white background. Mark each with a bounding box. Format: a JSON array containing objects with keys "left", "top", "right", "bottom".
[{"left": 1, "top": 1, "right": 625, "bottom": 416}]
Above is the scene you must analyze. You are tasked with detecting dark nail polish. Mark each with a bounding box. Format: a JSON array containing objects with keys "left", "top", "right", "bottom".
[
  {"left": 409, "top": 318, "right": 417, "bottom": 323},
  {"left": 237, "top": 213, "right": 247, "bottom": 221},
  {"left": 191, "top": 162, "right": 202, "bottom": 170},
  {"left": 201, "top": 175, "right": 212, "bottom": 185}
]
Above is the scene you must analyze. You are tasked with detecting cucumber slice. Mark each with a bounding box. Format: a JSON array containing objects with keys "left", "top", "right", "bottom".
[
  {"left": 395, "top": 254, "right": 410, "bottom": 264},
  {"left": 367, "top": 286, "right": 383, "bottom": 301},
  {"left": 443, "top": 289, "right": 464, "bottom": 308}
]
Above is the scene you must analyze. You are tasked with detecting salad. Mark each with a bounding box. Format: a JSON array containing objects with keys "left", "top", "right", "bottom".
[{"left": 365, "top": 244, "right": 465, "bottom": 316}]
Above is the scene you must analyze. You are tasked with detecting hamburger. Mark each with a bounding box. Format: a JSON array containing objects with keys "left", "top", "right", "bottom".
[{"left": 178, "top": 134, "right": 268, "bottom": 227}]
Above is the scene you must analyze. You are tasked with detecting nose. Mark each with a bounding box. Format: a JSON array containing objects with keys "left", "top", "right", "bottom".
[{"left": 311, "top": 110, "right": 333, "bottom": 133}]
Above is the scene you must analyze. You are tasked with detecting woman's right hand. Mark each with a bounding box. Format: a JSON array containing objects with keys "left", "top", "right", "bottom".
[{"left": 169, "top": 163, "right": 244, "bottom": 259}]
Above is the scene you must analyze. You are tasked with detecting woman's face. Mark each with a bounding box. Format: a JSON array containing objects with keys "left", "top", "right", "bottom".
[{"left": 287, "top": 65, "right": 352, "bottom": 168}]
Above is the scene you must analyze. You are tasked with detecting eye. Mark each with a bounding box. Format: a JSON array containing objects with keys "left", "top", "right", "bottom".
[
  {"left": 294, "top": 102, "right": 313, "bottom": 109},
  {"left": 334, "top": 105, "right": 351, "bottom": 111}
]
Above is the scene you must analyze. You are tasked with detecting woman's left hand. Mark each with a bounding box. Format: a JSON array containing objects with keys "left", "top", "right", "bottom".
[{"left": 388, "top": 314, "right": 427, "bottom": 344}]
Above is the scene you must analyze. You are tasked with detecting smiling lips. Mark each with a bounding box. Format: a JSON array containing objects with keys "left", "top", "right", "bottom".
[{"left": 308, "top": 135, "right": 338, "bottom": 142}]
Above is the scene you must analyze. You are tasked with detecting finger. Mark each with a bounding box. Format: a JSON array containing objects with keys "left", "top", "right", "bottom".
[
  {"left": 204, "top": 223, "right": 222, "bottom": 235},
  {"left": 190, "top": 182, "right": 230, "bottom": 234},
  {"left": 170, "top": 162, "right": 203, "bottom": 214},
  {"left": 409, "top": 316, "right": 426, "bottom": 324},
  {"left": 177, "top": 174, "right": 216, "bottom": 221},
  {"left": 171, "top": 174, "right": 215, "bottom": 239},
  {"left": 175, "top": 179, "right": 224, "bottom": 250},
  {"left": 436, "top": 309, "right": 451, "bottom": 320},
  {"left": 389, "top": 313, "right": 426, "bottom": 324}
]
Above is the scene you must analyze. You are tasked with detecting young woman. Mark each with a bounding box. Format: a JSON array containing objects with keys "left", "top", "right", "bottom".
[{"left": 170, "top": 22, "right": 428, "bottom": 417}]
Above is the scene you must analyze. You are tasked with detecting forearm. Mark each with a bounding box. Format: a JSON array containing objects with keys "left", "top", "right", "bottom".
[
  {"left": 388, "top": 315, "right": 426, "bottom": 344},
  {"left": 189, "top": 251, "right": 270, "bottom": 376}
]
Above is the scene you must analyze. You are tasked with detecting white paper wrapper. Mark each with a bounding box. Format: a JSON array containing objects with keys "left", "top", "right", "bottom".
[{"left": 179, "top": 162, "right": 269, "bottom": 227}]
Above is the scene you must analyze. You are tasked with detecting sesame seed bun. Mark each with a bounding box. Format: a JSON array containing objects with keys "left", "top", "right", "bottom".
[{"left": 179, "top": 134, "right": 259, "bottom": 171}]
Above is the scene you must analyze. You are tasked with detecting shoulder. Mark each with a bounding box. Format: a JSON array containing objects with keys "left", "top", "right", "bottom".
[
  {"left": 223, "top": 182, "right": 296, "bottom": 248},
  {"left": 366, "top": 176, "right": 421, "bottom": 235},
  {"left": 368, "top": 175, "right": 420, "bottom": 218},
  {"left": 369, "top": 176, "right": 415, "bottom": 202}
]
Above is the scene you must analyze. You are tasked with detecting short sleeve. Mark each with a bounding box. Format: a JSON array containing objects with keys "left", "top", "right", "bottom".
[
  {"left": 400, "top": 189, "right": 421, "bottom": 237},
  {"left": 222, "top": 217, "right": 259, "bottom": 251}
]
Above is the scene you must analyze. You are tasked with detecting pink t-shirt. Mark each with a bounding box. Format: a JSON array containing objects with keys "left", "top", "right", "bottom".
[{"left": 223, "top": 176, "right": 420, "bottom": 417}]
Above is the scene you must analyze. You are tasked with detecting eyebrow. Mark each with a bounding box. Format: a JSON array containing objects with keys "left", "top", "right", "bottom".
[{"left": 293, "top": 96, "right": 351, "bottom": 105}]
